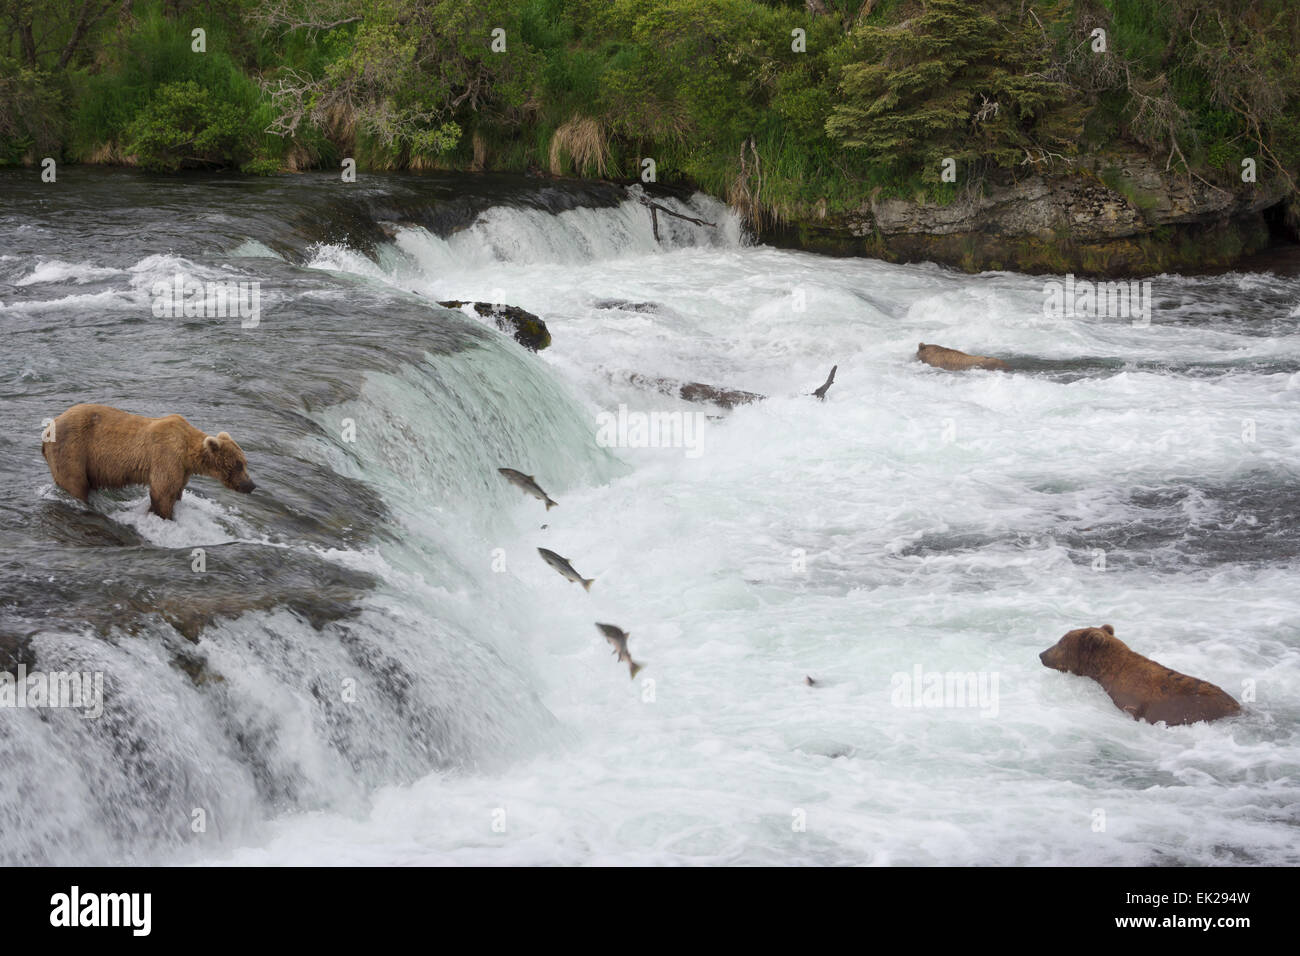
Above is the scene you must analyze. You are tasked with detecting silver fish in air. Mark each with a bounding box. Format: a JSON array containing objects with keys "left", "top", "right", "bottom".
[
  {"left": 538, "top": 548, "right": 594, "bottom": 591},
  {"left": 498, "top": 468, "right": 558, "bottom": 510},
  {"left": 595, "top": 623, "right": 645, "bottom": 679}
]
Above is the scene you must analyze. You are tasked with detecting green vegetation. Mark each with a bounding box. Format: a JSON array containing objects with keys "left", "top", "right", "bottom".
[
  {"left": 1098, "top": 166, "right": 1161, "bottom": 214},
  {"left": 3, "top": 0, "right": 1298, "bottom": 226},
  {"left": 825, "top": 0, "right": 1079, "bottom": 180},
  {"left": 124, "top": 80, "right": 260, "bottom": 171}
]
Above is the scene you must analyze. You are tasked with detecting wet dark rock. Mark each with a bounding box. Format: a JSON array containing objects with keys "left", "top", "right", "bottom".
[
  {"left": 437, "top": 300, "right": 551, "bottom": 351},
  {"left": 593, "top": 299, "right": 661, "bottom": 313},
  {"left": 284, "top": 173, "right": 626, "bottom": 259},
  {"left": 768, "top": 152, "right": 1288, "bottom": 276},
  {"left": 0, "top": 541, "right": 378, "bottom": 644},
  {"left": 626, "top": 372, "right": 764, "bottom": 409},
  {"left": 0, "top": 630, "right": 36, "bottom": 671},
  {"left": 33, "top": 502, "right": 146, "bottom": 548},
  {"left": 171, "top": 650, "right": 225, "bottom": 686}
]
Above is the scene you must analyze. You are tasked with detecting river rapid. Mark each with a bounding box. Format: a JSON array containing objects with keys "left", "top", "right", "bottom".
[{"left": 1, "top": 168, "right": 1297, "bottom": 865}]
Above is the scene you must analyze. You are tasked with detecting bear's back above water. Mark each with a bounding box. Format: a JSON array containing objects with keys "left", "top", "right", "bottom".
[
  {"left": 917, "top": 342, "right": 1010, "bottom": 372},
  {"left": 1039, "top": 624, "right": 1240, "bottom": 726},
  {"left": 41, "top": 403, "right": 255, "bottom": 520}
]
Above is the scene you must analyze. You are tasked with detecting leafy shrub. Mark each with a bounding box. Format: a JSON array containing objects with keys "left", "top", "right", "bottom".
[{"left": 124, "top": 80, "right": 260, "bottom": 171}]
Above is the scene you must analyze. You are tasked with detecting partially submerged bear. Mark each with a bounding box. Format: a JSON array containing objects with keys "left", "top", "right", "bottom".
[
  {"left": 917, "top": 343, "right": 1010, "bottom": 372},
  {"left": 42, "top": 403, "right": 255, "bottom": 520},
  {"left": 1039, "top": 624, "right": 1240, "bottom": 726}
]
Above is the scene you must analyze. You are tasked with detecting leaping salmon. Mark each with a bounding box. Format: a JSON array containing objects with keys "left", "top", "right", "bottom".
[
  {"left": 537, "top": 547, "right": 594, "bottom": 591},
  {"left": 595, "top": 623, "right": 645, "bottom": 679},
  {"left": 499, "top": 467, "right": 558, "bottom": 510}
]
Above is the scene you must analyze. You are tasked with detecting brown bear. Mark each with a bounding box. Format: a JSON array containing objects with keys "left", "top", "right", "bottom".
[
  {"left": 1039, "top": 625, "right": 1240, "bottom": 726},
  {"left": 41, "top": 403, "right": 255, "bottom": 520},
  {"left": 917, "top": 343, "right": 1010, "bottom": 372}
]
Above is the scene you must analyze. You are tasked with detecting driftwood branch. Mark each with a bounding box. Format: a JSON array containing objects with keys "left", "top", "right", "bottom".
[
  {"left": 638, "top": 197, "right": 716, "bottom": 242},
  {"left": 812, "top": 365, "right": 837, "bottom": 400},
  {"left": 253, "top": 0, "right": 363, "bottom": 35}
]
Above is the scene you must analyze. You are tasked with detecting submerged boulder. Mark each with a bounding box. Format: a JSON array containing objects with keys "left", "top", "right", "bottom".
[
  {"left": 625, "top": 372, "right": 764, "bottom": 409},
  {"left": 438, "top": 300, "right": 551, "bottom": 351},
  {"left": 592, "top": 298, "right": 661, "bottom": 313},
  {"left": 2, "top": 537, "right": 378, "bottom": 646}
]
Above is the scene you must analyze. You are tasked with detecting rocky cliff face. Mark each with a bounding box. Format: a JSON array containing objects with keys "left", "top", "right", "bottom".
[{"left": 768, "top": 154, "right": 1291, "bottom": 275}]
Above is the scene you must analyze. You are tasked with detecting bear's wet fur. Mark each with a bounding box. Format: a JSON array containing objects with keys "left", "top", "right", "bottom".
[
  {"left": 1039, "top": 624, "right": 1240, "bottom": 725},
  {"left": 42, "top": 403, "right": 255, "bottom": 520},
  {"left": 917, "top": 342, "right": 1010, "bottom": 371}
]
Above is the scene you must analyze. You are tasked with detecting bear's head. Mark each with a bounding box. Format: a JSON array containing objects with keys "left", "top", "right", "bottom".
[
  {"left": 202, "top": 432, "right": 256, "bottom": 493},
  {"left": 1039, "top": 624, "right": 1120, "bottom": 676}
]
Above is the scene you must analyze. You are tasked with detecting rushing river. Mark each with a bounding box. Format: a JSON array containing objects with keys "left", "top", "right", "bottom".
[{"left": 1, "top": 168, "right": 1297, "bottom": 865}]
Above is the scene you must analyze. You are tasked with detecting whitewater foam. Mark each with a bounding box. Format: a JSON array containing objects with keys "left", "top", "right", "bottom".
[
  {"left": 237, "top": 189, "right": 1300, "bottom": 866},
  {"left": 5, "top": 176, "right": 1298, "bottom": 866}
]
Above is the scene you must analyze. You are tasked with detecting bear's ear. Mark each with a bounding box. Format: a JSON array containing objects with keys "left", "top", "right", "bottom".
[
  {"left": 217, "top": 431, "right": 231, "bottom": 441},
  {"left": 1101, "top": 624, "right": 1114, "bottom": 636},
  {"left": 203, "top": 435, "right": 219, "bottom": 453},
  {"left": 1075, "top": 629, "right": 1110, "bottom": 667}
]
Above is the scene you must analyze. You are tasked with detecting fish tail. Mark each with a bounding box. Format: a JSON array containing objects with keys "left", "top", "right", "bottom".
[
  {"left": 545, "top": 498, "right": 557, "bottom": 510},
  {"left": 582, "top": 577, "right": 594, "bottom": 592},
  {"left": 628, "top": 660, "right": 645, "bottom": 680}
]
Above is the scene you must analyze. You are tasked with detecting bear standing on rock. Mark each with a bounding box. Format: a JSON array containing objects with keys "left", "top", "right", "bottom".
[
  {"left": 1039, "top": 624, "right": 1240, "bottom": 726},
  {"left": 41, "top": 404, "right": 256, "bottom": 520}
]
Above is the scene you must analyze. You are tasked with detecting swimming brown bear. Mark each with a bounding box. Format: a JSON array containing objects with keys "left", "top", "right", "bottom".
[
  {"left": 1039, "top": 625, "right": 1240, "bottom": 726},
  {"left": 41, "top": 403, "right": 255, "bottom": 520},
  {"left": 917, "top": 343, "right": 1010, "bottom": 372}
]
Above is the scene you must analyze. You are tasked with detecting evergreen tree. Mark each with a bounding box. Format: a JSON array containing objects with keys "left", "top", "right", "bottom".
[{"left": 826, "top": 0, "right": 1080, "bottom": 181}]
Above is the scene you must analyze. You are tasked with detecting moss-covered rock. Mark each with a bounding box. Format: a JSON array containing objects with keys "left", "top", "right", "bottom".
[
  {"left": 438, "top": 301, "right": 551, "bottom": 351},
  {"left": 766, "top": 153, "right": 1286, "bottom": 276}
]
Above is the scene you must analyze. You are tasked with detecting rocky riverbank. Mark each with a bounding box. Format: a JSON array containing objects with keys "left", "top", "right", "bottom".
[{"left": 761, "top": 153, "right": 1295, "bottom": 276}]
